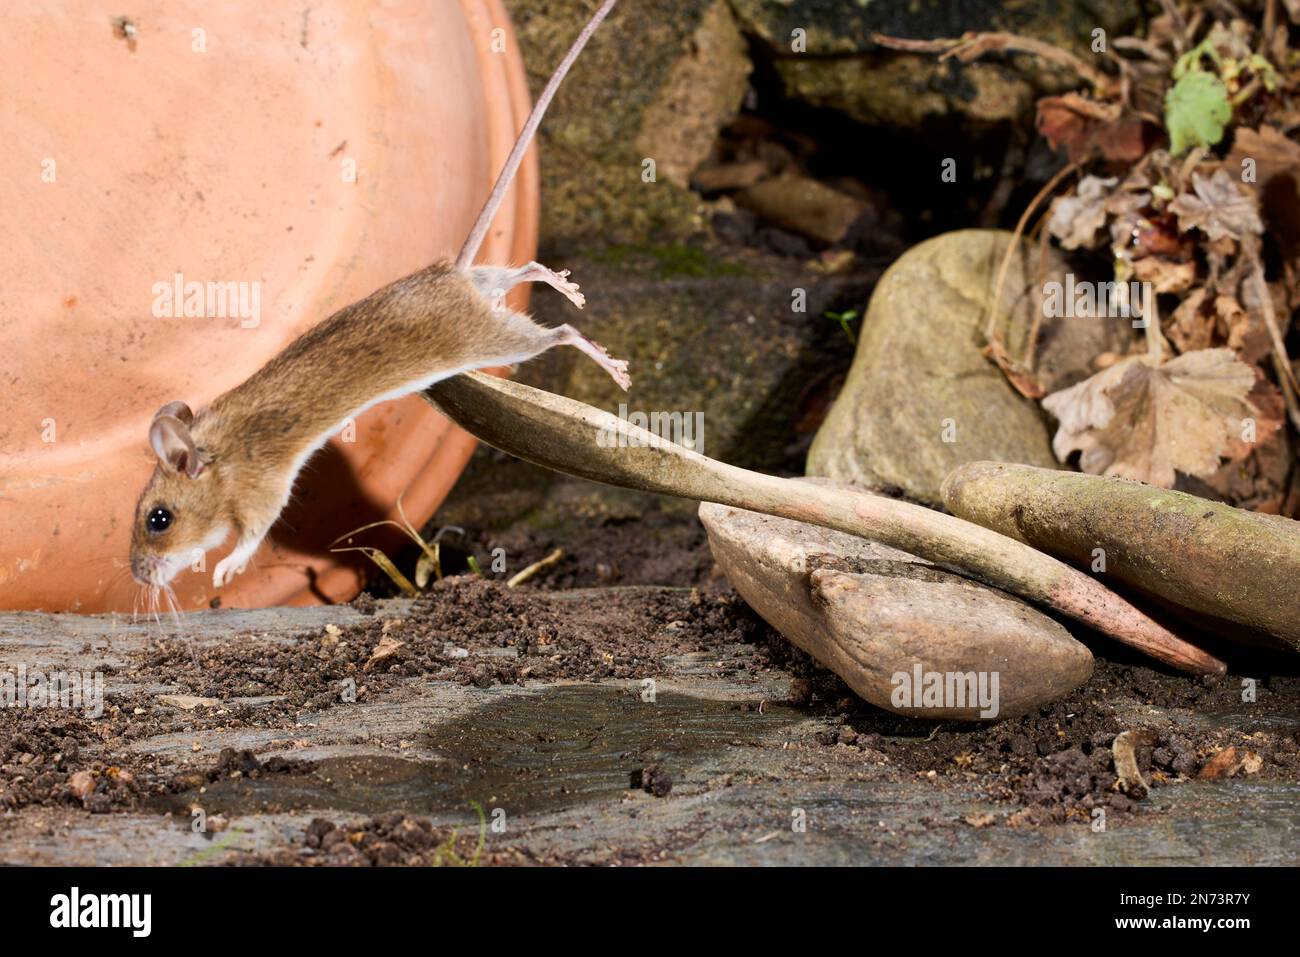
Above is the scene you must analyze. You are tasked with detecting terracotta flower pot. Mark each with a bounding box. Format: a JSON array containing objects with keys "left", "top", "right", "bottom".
[{"left": 0, "top": 0, "right": 538, "bottom": 611}]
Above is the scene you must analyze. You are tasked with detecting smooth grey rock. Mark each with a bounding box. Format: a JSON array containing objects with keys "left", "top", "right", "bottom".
[
  {"left": 700, "top": 491, "right": 1094, "bottom": 720},
  {"left": 806, "top": 229, "right": 1128, "bottom": 505}
]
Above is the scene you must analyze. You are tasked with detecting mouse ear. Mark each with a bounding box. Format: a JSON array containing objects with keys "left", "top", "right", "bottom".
[
  {"left": 149, "top": 414, "right": 204, "bottom": 478},
  {"left": 154, "top": 400, "right": 194, "bottom": 426}
]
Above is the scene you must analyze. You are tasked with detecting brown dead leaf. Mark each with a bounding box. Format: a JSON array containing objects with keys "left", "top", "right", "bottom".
[
  {"left": 1227, "top": 126, "right": 1300, "bottom": 191},
  {"left": 1112, "top": 730, "right": 1153, "bottom": 798},
  {"left": 1036, "top": 94, "right": 1151, "bottom": 164},
  {"left": 1217, "top": 293, "right": 1270, "bottom": 363},
  {"left": 1227, "top": 126, "right": 1300, "bottom": 266},
  {"left": 1042, "top": 348, "right": 1269, "bottom": 487},
  {"left": 1197, "top": 745, "right": 1242, "bottom": 779},
  {"left": 1046, "top": 175, "right": 1116, "bottom": 249},
  {"left": 1169, "top": 169, "right": 1264, "bottom": 242},
  {"left": 1167, "top": 288, "right": 1213, "bottom": 352},
  {"left": 363, "top": 635, "right": 405, "bottom": 673},
  {"left": 1202, "top": 21, "right": 1253, "bottom": 61},
  {"left": 1132, "top": 256, "right": 1197, "bottom": 294}
]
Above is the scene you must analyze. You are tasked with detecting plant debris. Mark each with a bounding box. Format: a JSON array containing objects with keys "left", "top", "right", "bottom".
[
  {"left": 895, "top": 2, "right": 1300, "bottom": 501},
  {"left": 1042, "top": 347, "right": 1277, "bottom": 485}
]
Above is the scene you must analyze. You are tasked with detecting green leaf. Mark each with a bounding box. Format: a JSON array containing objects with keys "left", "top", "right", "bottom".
[{"left": 1164, "top": 70, "right": 1232, "bottom": 155}]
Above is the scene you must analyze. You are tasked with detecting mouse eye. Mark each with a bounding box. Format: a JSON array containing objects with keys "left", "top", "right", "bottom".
[{"left": 147, "top": 507, "right": 174, "bottom": 534}]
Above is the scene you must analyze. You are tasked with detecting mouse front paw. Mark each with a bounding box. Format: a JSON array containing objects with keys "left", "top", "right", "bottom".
[{"left": 212, "top": 556, "right": 248, "bottom": 589}]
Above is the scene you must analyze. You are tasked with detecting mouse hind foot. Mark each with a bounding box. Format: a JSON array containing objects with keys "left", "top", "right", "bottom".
[
  {"left": 551, "top": 323, "right": 630, "bottom": 390},
  {"left": 469, "top": 261, "right": 585, "bottom": 309}
]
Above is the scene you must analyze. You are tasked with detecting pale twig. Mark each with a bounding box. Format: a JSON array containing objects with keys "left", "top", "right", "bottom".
[
  {"left": 1244, "top": 241, "right": 1300, "bottom": 395},
  {"left": 506, "top": 547, "right": 566, "bottom": 588},
  {"left": 1242, "top": 242, "right": 1300, "bottom": 431},
  {"left": 1143, "top": 289, "right": 1163, "bottom": 363},
  {"left": 985, "top": 162, "right": 1079, "bottom": 374},
  {"left": 871, "top": 31, "right": 1111, "bottom": 91},
  {"left": 1259, "top": 0, "right": 1277, "bottom": 56},
  {"left": 1158, "top": 0, "right": 1190, "bottom": 53}
]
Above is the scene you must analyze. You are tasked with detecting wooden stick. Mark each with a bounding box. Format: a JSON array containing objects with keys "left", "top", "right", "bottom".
[{"left": 423, "top": 373, "right": 1225, "bottom": 675}]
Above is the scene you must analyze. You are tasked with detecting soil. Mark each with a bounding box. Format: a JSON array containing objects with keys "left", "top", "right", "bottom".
[{"left": 4, "top": 506, "right": 1299, "bottom": 865}]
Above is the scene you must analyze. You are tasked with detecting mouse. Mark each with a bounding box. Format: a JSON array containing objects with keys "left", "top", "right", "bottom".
[{"left": 130, "top": 0, "right": 625, "bottom": 593}]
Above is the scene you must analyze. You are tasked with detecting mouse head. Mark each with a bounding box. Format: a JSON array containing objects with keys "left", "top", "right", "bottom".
[{"left": 130, "top": 401, "right": 229, "bottom": 586}]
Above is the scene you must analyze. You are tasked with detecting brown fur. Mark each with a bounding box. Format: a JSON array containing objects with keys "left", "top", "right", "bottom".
[{"left": 130, "top": 262, "right": 570, "bottom": 585}]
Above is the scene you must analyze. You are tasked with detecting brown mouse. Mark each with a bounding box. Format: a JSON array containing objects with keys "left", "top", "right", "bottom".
[{"left": 130, "top": 0, "right": 624, "bottom": 593}]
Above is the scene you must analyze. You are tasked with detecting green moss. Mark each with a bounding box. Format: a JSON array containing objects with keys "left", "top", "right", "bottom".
[{"left": 585, "top": 242, "right": 754, "bottom": 279}]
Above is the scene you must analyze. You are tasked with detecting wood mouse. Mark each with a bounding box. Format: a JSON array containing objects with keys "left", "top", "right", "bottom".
[{"left": 130, "top": 0, "right": 625, "bottom": 593}]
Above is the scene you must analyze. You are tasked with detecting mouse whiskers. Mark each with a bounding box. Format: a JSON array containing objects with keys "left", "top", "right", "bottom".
[{"left": 160, "top": 586, "right": 201, "bottom": 670}]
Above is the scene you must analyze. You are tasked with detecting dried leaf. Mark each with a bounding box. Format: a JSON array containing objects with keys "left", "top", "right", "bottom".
[
  {"left": 1226, "top": 126, "right": 1300, "bottom": 264},
  {"left": 1046, "top": 175, "right": 1116, "bottom": 249},
  {"left": 1132, "top": 255, "right": 1198, "bottom": 293},
  {"left": 1112, "top": 730, "right": 1153, "bottom": 798},
  {"left": 1167, "top": 288, "right": 1213, "bottom": 352},
  {"left": 1036, "top": 94, "right": 1150, "bottom": 164},
  {"left": 1164, "top": 70, "right": 1231, "bottom": 155},
  {"left": 1227, "top": 126, "right": 1300, "bottom": 188},
  {"left": 1198, "top": 745, "right": 1242, "bottom": 779},
  {"left": 1042, "top": 348, "right": 1268, "bottom": 487},
  {"left": 364, "top": 635, "right": 406, "bottom": 673},
  {"left": 1200, "top": 22, "right": 1253, "bottom": 62},
  {"left": 1216, "top": 293, "right": 1271, "bottom": 363},
  {"left": 1169, "top": 169, "right": 1264, "bottom": 241}
]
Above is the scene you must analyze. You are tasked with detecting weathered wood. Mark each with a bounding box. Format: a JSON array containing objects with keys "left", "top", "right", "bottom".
[{"left": 943, "top": 461, "right": 1300, "bottom": 653}]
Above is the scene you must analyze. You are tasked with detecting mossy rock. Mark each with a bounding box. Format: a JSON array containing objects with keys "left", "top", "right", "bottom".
[
  {"left": 513, "top": 243, "right": 877, "bottom": 471},
  {"left": 730, "top": 0, "right": 1142, "bottom": 128},
  {"left": 505, "top": 0, "right": 752, "bottom": 246}
]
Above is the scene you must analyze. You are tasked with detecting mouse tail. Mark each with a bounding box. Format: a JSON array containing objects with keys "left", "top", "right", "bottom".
[{"left": 454, "top": 0, "right": 619, "bottom": 271}]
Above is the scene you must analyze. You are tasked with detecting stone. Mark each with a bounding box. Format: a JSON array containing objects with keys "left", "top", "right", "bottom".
[
  {"left": 504, "top": 0, "right": 751, "bottom": 246},
  {"left": 700, "top": 490, "right": 1094, "bottom": 720},
  {"left": 691, "top": 160, "right": 770, "bottom": 193},
  {"left": 737, "top": 174, "right": 868, "bottom": 244},
  {"left": 729, "top": 0, "right": 1142, "bottom": 130},
  {"left": 67, "top": 770, "right": 96, "bottom": 801},
  {"left": 941, "top": 461, "right": 1300, "bottom": 653},
  {"left": 806, "top": 229, "right": 1128, "bottom": 505},
  {"left": 158, "top": 695, "right": 222, "bottom": 710}
]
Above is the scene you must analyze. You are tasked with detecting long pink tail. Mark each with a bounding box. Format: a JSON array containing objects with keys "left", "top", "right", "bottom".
[{"left": 455, "top": 0, "right": 620, "bottom": 270}]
